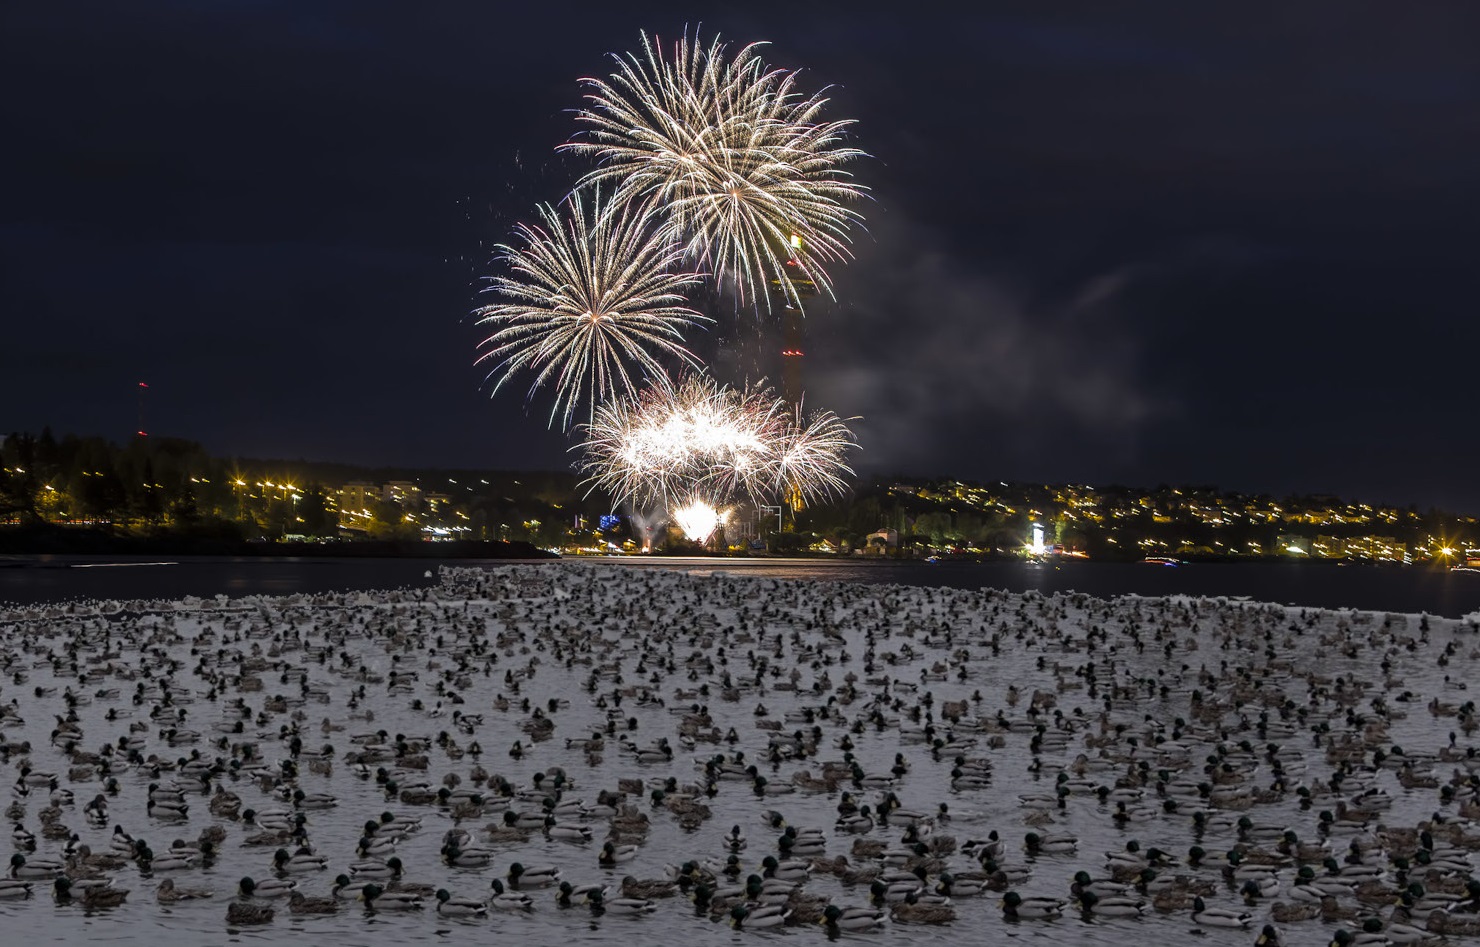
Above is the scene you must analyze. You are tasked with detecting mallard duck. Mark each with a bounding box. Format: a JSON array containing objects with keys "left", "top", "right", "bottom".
[
  {"left": 225, "top": 901, "right": 274, "bottom": 925},
  {"left": 157, "top": 878, "right": 213, "bottom": 901},
  {"left": 287, "top": 890, "right": 339, "bottom": 914},
  {"left": 599, "top": 841, "right": 638, "bottom": 866},
  {"left": 1328, "top": 926, "right": 1391, "bottom": 947},
  {"left": 0, "top": 879, "right": 34, "bottom": 899},
  {"left": 556, "top": 881, "right": 608, "bottom": 907},
  {"left": 487, "top": 878, "right": 533, "bottom": 909},
  {"left": 1256, "top": 924, "right": 1286, "bottom": 947},
  {"left": 892, "top": 892, "right": 958, "bottom": 924},
  {"left": 543, "top": 819, "right": 592, "bottom": 843},
  {"left": 9, "top": 854, "right": 63, "bottom": 879},
  {"left": 1002, "top": 891, "right": 1065, "bottom": 919},
  {"left": 587, "top": 888, "right": 655, "bottom": 914},
  {"left": 349, "top": 856, "right": 404, "bottom": 879},
  {"left": 723, "top": 825, "right": 747, "bottom": 850},
  {"left": 433, "top": 888, "right": 487, "bottom": 916},
  {"left": 1077, "top": 890, "right": 1150, "bottom": 917},
  {"left": 360, "top": 883, "right": 424, "bottom": 910},
  {"left": 821, "top": 904, "right": 885, "bottom": 931},
  {"left": 760, "top": 855, "right": 811, "bottom": 882},
  {"left": 1192, "top": 896, "right": 1253, "bottom": 928},
  {"left": 729, "top": 902, "right": 790, "bottom": 928},
  {"left": 1270, "top": 900, "right": 1321, "bottom": 922},
  {"left": 272, "top": 848, "right": 328, "bottom": 873},
  {"left": 238, "top": 876, "right": 297, "bottom": 898},
  {"left": 936, "top": 872, "right": 988, "bottom": 897},
  {"left": 442, "top": 846, "right": 492, "bottom": 867},
  {"left": 621, "top": 874, "right": 676, "bottom": 899},
  {"left": 1072, "top": 870, "right": 1135, "bottom": 900},
  {"left": 507, "top": 862, "right": 560, "bottom": 888},
  {"left": 331, "top": 874, "right": 373, "bottom": 899},
  {"left": 1024, "top": 832, "right": 1077, "bottom": 855}
]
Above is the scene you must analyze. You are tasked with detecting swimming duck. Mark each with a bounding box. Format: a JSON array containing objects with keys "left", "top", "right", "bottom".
[
  {"left": 225, "top": 901, "right": 275, "bottom": 925},
  {"left": 238, "top": 876, "right": 297, "bottom": 898},
  {"left": 892, "top": 892, "right": 958, "bottom": 924},
  {"left": 507, "top": 862, "right": 560, "bottom": 888},
  {"left": 287, "top": 890, "right": 339, "bottom": 914},
  {"left": 360, "top": 883, "right": 424, "bottom": 911},
  {"left": 1024, "top": 832, "right": 1077, "bottom": 855},
  {"left": 272, "top": 848, "right": 328, "bottom": 873},
  {"left": 487, "top": 878, "right": 534, "bottom": 909},
  {"left": 1191, "top": 896, "right": 1253, "bottom": 928},
  {"left": 599, "top": 841, "right": 638, "bottom": 866},
  {"left": 587, "top": 888, "right": 656, "bottom": 915},
  {"left": 729, "top": 902, "right": 790, "bottom": 928},
  {"left": 156, "top": 878, "right": 214, "bottom": 901},
  {"left": 10, "top": 854, "right": 63, "bottom": 879},
  {"left": 821, "top": 904, "right": 886, "bottom": 931},
  {"left": 0, "top": 879, "right": 34, "bottom": 899},
  {"left": 1077, "top": 889, "right": 1151, "bottom": 917},
  {"left": 433, "top": 888, "right": 487, "bottom": 916},
  {"left": 1002, "top": 891, "right": 1065, "bottom": 919}
]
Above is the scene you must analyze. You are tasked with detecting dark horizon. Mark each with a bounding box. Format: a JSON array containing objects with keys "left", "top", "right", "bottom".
[{"left": 4, "top": 3, "right": 1477, "bottom": 512}]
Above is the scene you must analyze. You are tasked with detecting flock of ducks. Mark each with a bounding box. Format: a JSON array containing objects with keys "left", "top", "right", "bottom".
[{"left": 0, "top": 562, "right": 1477, "bottom": 946}]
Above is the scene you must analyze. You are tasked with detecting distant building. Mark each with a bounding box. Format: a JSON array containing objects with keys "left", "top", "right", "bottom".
[
  {"left": 866, "top": 528, "right": 898, "bottom": 553},
  {"left": 383, "top": 481, "right": 422, "bottom": 510},
  {"left": 338, "top": 481, "right": 379, "bottom": 528}
]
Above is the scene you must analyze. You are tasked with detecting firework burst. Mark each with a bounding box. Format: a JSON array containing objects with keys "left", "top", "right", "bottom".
[
  {"left": 475, "top": 190, "right": 710, "bottom": 429},
  {"left": 563, "top": 30, "right": 867, "bottom": 310},
  {"left": 577, "top": 375, "right": 857, "bottom": 511}
]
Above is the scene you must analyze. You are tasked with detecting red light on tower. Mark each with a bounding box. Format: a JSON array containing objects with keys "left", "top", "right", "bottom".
[{"left": 137, "top": 381, "right": 149, "bottom": 438}]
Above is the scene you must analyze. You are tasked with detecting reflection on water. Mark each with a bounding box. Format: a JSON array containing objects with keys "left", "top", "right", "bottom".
[{"left": 2, "top": 555, "right": 1479, "bottom": 617}]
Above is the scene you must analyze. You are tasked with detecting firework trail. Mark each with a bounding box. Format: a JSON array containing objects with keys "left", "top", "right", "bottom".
[
  {"left": 563, "top": 30, "right": 867, "bottom": 311},
  {"left": 475, "top": 190, "right": 710, "bottom": 429}
]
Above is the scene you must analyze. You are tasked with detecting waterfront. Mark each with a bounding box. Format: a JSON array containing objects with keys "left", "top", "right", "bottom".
[{"left": 2, "top": 554, "right": 1479, "bottom": 618}]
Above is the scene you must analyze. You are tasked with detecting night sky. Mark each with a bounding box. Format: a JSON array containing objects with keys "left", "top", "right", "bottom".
[{"left": 4, "top": 3, "right": 1478, "bottom": 510}]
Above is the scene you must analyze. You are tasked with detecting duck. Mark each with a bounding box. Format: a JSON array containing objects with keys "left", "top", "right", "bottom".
[
  {"left": 821, "top": 903, "right": 886, "bottom": 931},
  {"left": 238, "top": 876, "right": 297, "bottom": 898},
  {"left": 360, "top": 883, "right": 425, "bottom": 910},
  {"left": 287, "top": 890, "right": 339, "bottom": 914},
  {"left": 1191, "top": 896, "right": 1253, "bottom": 928},
  {"left": 507, "top": 862, "right": 560, "bottom": 888},
  {"left": 587, "top": 888, "right": 656, "bottom": 915},
  {"left": 1256, "top": 924, "right": 1286, "bottom": 947},
  {"left": 10, "top": 854, "right": 63, "bottom": 879},
  {"left": 433, "top": 888, "right": 487, "bottom": 916},
  {"left": 935, "top": 872, "right": 989, "bottom": 897},
  {"left": 157, "top": 878, "right": 214, "bottom": 901},
  {"left": 1024, "top": 832, "right": 1077, "bottom": 855},
  {"left": 729, "top": 902, "right": 790, "bottom": 928},
  {"left": 1078, "top": 888, "right": 1151, "bottom": 917},
  {"left": 599, "top": 841, "right": 638, "bottom": 866},
  {"left": 225, "top": 901, "right": 275, "bottom": 925},
  {"left": 1002, "top": 891, "right": 1065, "bottom": 919},
  {"left": 272, "top": 848, "right": 328, "bottom": 873},
  {"left": 0, "top": 879, "right": 34, "bottom": 899},
  {"left": 891, "top": 892, "right": 958, "bottom": 924},
  {"left": 487, "top": 878, "right": 534, "bottom": 909}
]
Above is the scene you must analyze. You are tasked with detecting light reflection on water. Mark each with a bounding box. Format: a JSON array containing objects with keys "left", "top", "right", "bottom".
[{"left": 0, "top": 561, "right": 1474, "bottom": 947}]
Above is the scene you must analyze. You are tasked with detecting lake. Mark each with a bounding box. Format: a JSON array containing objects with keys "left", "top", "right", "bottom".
[{"left": 2, "top": 554, "right": 1479, "bottom": 617}]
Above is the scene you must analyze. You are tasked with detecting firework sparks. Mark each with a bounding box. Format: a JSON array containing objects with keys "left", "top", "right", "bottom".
[
  {"left": 475, "top": 190, "right": 710, "bottom": 429},
  {"left": 673, "top": 497, "right": 726, "bottom": 543},
  {"left": 577, "top": 375, "right": 857, "bottom": 511},
  {"left": 563, "top": 30, "right": 867, "bottom": 310}
]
